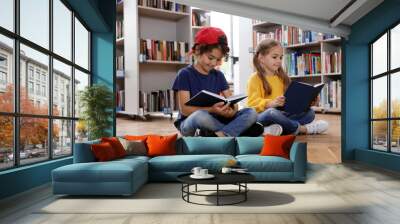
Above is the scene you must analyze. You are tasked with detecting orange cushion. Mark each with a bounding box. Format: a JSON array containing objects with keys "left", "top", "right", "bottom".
[
  {"left": 101, "top": 137, "right": 127, "bottom": 158},
  {"left": 260, "top": 135, "right": 296, "bottom": 159},
  {"left": 146, "top": 134, "right": 178, "bottom": 157},
  {"left": 91, "top": 142, "right": 117, "bottom": 161},
  {"left": 124, "top": 135, "right": 149, "bottom": 141}
]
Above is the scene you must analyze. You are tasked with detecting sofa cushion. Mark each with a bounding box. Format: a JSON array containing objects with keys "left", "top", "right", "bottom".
[
  {"left": 236, "top": 137, "right": 263, "bottom": 155},
  {"left": 147, "top": 134, "right": 178, "bottom": 157},
  {"left": 91, "top": 142, "right": 118, "bottom": 161},
  {"left": 118, "top": 138, "right": 147, "bottom": 156},
  {"left": 148, "top": 154, "right": 235, "bottom": 172},
  {"left": 101, "top": 137, "right": 127, "bottom": 158},
  {"left": 179, "top": 137, "right": 235, "bottom": 155},
  {"left": 236, "top": 155, "right": 293, "bottom": 172},
  {"left": 260, "top": 135, "right": 296, "bottom": 159}
]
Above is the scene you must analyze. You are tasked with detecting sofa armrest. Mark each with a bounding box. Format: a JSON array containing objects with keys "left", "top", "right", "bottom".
[
  {"left": 289, "top": 142, "right": 307, "bottom": 181},
  {"left": 73, "top": 140, "right": 100, "bottom": 163}
]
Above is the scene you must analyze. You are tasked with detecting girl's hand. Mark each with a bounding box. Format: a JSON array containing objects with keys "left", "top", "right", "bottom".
[{"left": 267, "top": 96, "right": 285, "bottom": 108}]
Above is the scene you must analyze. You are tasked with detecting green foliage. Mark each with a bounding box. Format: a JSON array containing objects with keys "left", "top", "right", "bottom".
[{"left": 79, "top": 84, "right": 113, "bottom": 140}]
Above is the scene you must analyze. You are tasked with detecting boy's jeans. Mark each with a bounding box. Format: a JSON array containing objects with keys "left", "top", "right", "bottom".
[
  {"left": 179, "top": 108, "right": 257, "bottom": 137},
  {"left": 257, "top": 108, "right": 315, "bottom": 135}
]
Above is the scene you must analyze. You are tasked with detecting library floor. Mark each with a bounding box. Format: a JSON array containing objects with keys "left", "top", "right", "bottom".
[{"left": 116, "top": 113, "right": 341, "bottom": 164}]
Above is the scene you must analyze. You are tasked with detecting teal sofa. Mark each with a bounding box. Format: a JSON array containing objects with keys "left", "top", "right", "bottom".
[{"left": 52, "top": 137, "right": 307, "bottom": 196}]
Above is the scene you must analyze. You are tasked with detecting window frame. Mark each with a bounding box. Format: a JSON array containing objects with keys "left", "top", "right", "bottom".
[
  {"left": 370, "top": 20, "right": 400, "bottom": 154},
  {"left": 0, "top": 0, "right": 92, "bottom": 171}
]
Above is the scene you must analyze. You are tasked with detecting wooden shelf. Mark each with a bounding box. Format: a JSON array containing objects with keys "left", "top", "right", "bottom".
[
  {"left": 252, "top": 22, "right": 280, "bottom": 32},
  {"left": 138, "top": 6, "right": 190, "bottom": 21},
  {"left": 191, "top": 7, "right": 210, "bottom": 13},
  {"left": 323, "top": 38, "right": 342, "bottom": 43},
  {"left": 285, "top": 41, "right": 321, "bottom": 49},
  {"left": 140, "top": 60, "right": 189, "bottom": 65},
  {"left": 324, "top": 72, "right": 341, "bottom": 77},
  {"left": 289, "top": 73, "right": 341, "bottom": 78},
  {"left": 289, "top": 74, "right": 322, "bottom": 78}
]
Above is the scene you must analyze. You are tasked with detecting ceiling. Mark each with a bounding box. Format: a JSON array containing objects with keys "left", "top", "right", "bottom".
[{"left": 174, "top": 0, "right": 384, "bottom": 38}]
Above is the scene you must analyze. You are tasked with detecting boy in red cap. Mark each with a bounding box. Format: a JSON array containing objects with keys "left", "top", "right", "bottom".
[{"left": 172, "top": 27, "right": 261, "bottom": 137}]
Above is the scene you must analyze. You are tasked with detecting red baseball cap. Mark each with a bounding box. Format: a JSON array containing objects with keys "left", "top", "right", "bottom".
[{"left": 194, "top": 27, "right": 227, "bottom": 45}]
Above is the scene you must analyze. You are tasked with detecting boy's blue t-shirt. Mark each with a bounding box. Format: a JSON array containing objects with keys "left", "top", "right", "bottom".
[{"left": 172, "top": 65, "right": 229, "bottom": 124}]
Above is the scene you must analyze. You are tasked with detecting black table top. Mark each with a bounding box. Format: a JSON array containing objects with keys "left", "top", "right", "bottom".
[{"left": 177, "top": 172, "right": 255, "bottom": 185}]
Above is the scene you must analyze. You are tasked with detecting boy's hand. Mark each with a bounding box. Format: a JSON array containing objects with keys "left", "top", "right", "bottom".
[
  {"left": 220, "top": 104, "right": 236, "bottom": 118},
  {"left": 311, "top": 95, "right": 320, "bottom": 106},
  {"left": 267, "top": 96, "right": 285, "bottom": 108},
  {"left": 210, "top": 102, "right": 228, "bottom": 115}
]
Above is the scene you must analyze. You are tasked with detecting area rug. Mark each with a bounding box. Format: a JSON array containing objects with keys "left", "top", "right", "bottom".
[{"left": 38, "top": 183, "right": 361, "bottom": 214}]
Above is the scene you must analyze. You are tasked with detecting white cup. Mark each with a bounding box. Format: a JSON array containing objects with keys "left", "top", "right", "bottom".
[
  {"left": 221, "top": 167, "right": 232, "bottom": 174},
  {"left": 199, "top": 169, "right": 208, "bottom": 176},
  {"left": 191, "top": 167, "right": 202, "bottom": 176}
]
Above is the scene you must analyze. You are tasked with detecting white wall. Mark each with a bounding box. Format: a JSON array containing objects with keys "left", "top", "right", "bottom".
[{"left": 235, "top": 17, "right": 253, "bottom": 106}]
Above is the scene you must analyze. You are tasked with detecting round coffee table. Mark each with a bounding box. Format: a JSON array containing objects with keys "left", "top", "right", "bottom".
[{"left": 177, "top": 173, "right": 255, "bottom": 206}]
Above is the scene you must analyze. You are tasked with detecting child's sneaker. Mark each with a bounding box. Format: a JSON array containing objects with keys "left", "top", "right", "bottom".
[
  {"left": 263, "top": 124, "right": 283, "bottom": 136},
  {"left": 305, "top": 120, "right": 329, "bottom": 134}
]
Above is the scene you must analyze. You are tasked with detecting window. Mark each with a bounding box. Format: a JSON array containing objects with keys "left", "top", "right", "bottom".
[
  {"left": 0, "top": 71, "right": 6, "bottom": 85},
  {"left": 28, "top": 81, "right": 34, "bottom": 94},
  {"left": 42, "top": 85, "right": 46, "bottom": 97},
  {"left": 36, "top": 83, "right": 40, "bottom": 95},
  {"left": 75, "top": 18, "right": 89, "bottom": 70},
  {"left": 0, "top": 54, "right": 8, "bottom": 86},
  {"left": 28, "top": 67, "right": 34, "bottom": 80},
  {"left": 20, "top": 0, "right": 49, "bottom": 49},
  {"left": 53, "top": 59, "right": 72, "bottom": 117},
  {"left": 53, "top": 0, "right": 72, "bottom": 60},
  {"left": 0, "top": 35, "right": 13, "bottom": 113},
  {"left": 35, "top": 70, "right": 41, "bottom": 81},
  {"left": 0, "top": 1, "right": 91, "bottom": 170},
  {"left": 0, "top": 0, "right": 14, "bottom": 32},
  {"left": 370, "top": 23, "right": 400, "bottom": 154}
]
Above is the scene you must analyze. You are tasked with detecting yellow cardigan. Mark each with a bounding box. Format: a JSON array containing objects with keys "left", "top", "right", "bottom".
[{"left": 246, "top": 73, "right": 285, "bottom": 113}]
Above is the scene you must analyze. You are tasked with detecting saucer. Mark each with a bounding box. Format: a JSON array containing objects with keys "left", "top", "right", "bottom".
[{"left": 190, "top": 174, "right": 215, "bottom": 179}]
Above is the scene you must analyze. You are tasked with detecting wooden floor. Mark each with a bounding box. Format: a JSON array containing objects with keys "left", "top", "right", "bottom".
[
  {"left": 116, "top": 113, "right": 341, "bottom": 164},
  {"left": 1, "top": 162, "right": 400, "bottom": 224}
]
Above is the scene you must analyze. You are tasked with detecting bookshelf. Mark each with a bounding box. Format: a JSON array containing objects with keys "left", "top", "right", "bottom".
[
  {"left": 116, "top": 0, "right": 191, "bottom": 118},
  {"left": 252, "top": 20, "right": 342, "bottom": 114}
]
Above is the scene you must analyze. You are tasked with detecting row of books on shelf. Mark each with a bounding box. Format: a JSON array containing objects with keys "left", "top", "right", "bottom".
[
  {"left": 139, "top": 39, "right": 189, "bottom": 62},
  {"left": 117, "top": 56, "right": 124, "bottom": 70},
  {"left": 253, "top": 26, "right": 338, "bottom": 47},
  {"left": 138, "top": 0, "right": 187, "bottom": 13},
  {"left": 320, "top": 80, "right": 341, "bottom": 110},
  {"left": 116, "top": 19, "right": 123, "bottom": 39},
  {"left": 284, "top": 52, "right": 322, "bottom": 76},
  {"left": 192, "top": 11, "right": 210, "bottom": 26},
  {"left": 284, "top": 50, "right": 342, "bottom": 76},
  {"left": 322, "top": 51, "right": 342, "bottom": 74},
  {"left": 139, "top": 90, "right": 178, "bottom": 113}
]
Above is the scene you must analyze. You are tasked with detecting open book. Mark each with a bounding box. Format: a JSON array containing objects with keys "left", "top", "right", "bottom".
[
  {"left": 279, "top": 81, "right": 324, "bottom": 114},
  {"left": 185, "top": 90, "right": 247, "bottom": 107}
]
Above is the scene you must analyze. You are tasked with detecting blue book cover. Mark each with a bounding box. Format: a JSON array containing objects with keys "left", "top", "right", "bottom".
[{"left": 279, "top": 81, "right": 324, "bottom": 114}]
